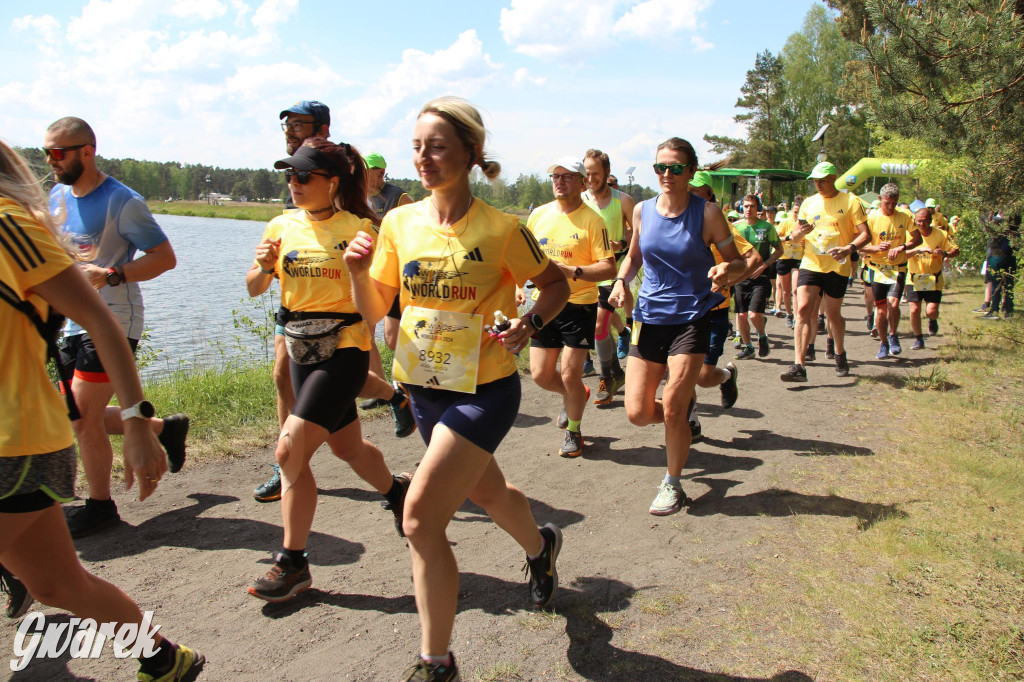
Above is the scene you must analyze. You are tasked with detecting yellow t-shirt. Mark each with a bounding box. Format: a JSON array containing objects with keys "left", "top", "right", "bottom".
[
  {"left": 526, "top": 202, "right": 613, "bottom": 305},
  {"left": 908, "top": 228, "right": 956, "bottom": 283},
  {"left": 710, "top": 226, "right": 754, "bottom": 312},
  {"left": 797, "top": 192, "right": 867, "bottom": 277},
  {"left": 370, "top": 199, "right": 550, "bottom": 385},
  {"left": 259, "top": 210, "right": 373, "bottom": 351},
  {"left": 0, "top": 199, "right": 76, "bottom": 457},
  {"left": 776, "top": 216, "right": 805, "bottom": 260},
  {"left": 931, "top": 211, "right": 949, "bottom": 230},
  {"left": 865, "top": 210, "right": 914, "bottom": 270}
]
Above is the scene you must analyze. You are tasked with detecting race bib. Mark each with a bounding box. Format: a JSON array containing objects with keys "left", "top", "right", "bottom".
[
  {"left": 912, "top": 273, "right": 939, "bottom": 292},
  {"left": 393, "top": 306, "right": 482, "bottom": 394},
  {"left": 811, "top": 229, "right": 840, "bottom": 256},
  {"left": 872, "top": 264, "right": 898, "bottom": 285}
]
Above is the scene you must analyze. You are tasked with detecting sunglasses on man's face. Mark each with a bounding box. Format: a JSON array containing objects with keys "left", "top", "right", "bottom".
[
  {"left": 653, "top": 163, "right": 688, "bottom": 176},
  {"left": 44, "top": 144, "right": 90, "bottom": 161},
  {"left": 284, "top": 169, "right": 331, "bottom": 184}
]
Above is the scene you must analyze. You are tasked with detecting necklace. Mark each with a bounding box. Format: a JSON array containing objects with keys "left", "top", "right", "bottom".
[
  {"left": 73, "top": 172, "right": 105, "bottom": 198},
  {"left": 430, "top": 195, "right": 473, "bottom": 227},
  {"left": 305, "top": 205, "right": 335, "bottom": 220}
]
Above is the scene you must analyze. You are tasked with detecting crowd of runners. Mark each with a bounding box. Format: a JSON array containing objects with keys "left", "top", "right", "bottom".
[{"left": 0, "top": 95, "right": 981, "bottom": 681}]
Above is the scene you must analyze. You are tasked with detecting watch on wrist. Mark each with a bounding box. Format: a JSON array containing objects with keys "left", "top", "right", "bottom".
[
  {"left": 121, "top": 400, "right": 155, "bottom": 421},
  {"left": 106, "top": 267, "right": 124, "bottom": 287},
  {"left": 573, "top": 266, "right": 583, "bottom": 281},
  {"left": 527, "top": 313, "right": 544, "bottom": 332}
]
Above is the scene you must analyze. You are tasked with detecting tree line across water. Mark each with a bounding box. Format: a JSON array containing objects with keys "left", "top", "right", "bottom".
[{"left": 16, "top": 146, "right": 657, "bottom": 212}]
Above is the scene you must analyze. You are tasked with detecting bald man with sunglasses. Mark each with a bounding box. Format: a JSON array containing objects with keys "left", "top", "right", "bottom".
[{"left": 44, "top": 117, "right": 185, "bottom": 539}]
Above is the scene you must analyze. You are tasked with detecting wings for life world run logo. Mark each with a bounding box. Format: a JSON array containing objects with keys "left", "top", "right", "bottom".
[
  {"left": 401, "top": 257, "right": 478, "bottom": 301},
  {"left": 537, "top": 233, "right": 580, "bottom": 262},
  {"left": 282, "top": 249, "right": 345, "bottom": 280},
  {"left": 10, "top": 611, "right": 162, "bottom": 671},
  {"left": 411, "top": 317, "right": 471, "bottom": 341}
]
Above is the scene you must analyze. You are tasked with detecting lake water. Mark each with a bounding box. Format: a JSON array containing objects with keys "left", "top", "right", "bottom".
[{"left": 137, "top": 214, "right": 275, "bottom": 377}]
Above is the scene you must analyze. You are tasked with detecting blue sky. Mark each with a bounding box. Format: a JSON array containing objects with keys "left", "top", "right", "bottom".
[{"left": 2, "top": 0, "right": 820, "bottom": 190}]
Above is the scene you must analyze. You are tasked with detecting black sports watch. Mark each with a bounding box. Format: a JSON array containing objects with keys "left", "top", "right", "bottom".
[
  {"left": 121, "top": 400, "right": 155, "bottom": 421},
  {"left": 105, "top": 267, "right": 124, "bottom": 287},
  {"left": 527, "top": 313, "right": 544, "bottom": 332},
  {"left": 572, "top": 266, "right": 583, "bottom": 281}
]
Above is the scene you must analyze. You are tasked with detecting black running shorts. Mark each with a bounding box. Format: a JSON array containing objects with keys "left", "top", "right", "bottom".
[
  {"left": 531, "top": 302, "right": 598, "bottom": 350},
  {"left": 628, "top": 315, "right": 711, "bottom": 364},
  {"left": 797, "top": 269, "right": 849, "bottom": 299}
]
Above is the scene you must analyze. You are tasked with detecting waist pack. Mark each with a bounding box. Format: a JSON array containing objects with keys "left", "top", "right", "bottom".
[{"left": 276, "top": 308, "right": 363, "bottom": 365}]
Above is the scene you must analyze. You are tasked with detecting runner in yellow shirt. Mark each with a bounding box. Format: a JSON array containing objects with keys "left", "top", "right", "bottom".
[
  {"left": 526, "top": 157, "right": 615, "bottom": 457},
  {"left": 775, "top": 195, "right": 805, "bottom": 330},
  {"left": 344, "top": 97, "right": 571, "bottom": 682},
  {"left": 245, "top": 138, "right": 412, "bottom": 604},
  {"left": 858, "top": 183, "right": 921, "bottom": 359},
  {"left": 782, "top": 161, "right": 870, "bottom": 382},
  {"left": 906, "top": 200, "right": 959, "bottom": 349}
]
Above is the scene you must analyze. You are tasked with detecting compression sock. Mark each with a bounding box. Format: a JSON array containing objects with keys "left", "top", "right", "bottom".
[
  {"left": 566, "top": 418, "right": 581, "bottom": 433},
  {"left": 596, "top": 335, "right": 615, "bottom": 377},
  {"left": 383, "top": 476, "right": 405, "bottom": 507},
  {"left": 282, "top": 547, "right": 307, "bottom": 569}
]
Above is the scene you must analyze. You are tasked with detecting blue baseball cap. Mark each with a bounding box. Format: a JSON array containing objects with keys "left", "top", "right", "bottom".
[
  {"left": 909, "top": 199, "right": 927, "bottom": 214},
  {"left": 279, "top": 100, "right": 330, "bottom": 127}
]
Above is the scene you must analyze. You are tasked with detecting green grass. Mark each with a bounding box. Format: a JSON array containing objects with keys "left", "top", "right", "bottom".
[
  {"left": 148, "top": 200, "right": 283, "bottom": 222},
  {"left": 738, "top": 277, "right": 1024, "bottom": 680}
]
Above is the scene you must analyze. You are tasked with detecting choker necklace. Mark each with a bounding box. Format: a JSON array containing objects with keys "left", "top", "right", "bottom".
[{"left": 305, "top": 205, "right": 335, "bottom": 218}]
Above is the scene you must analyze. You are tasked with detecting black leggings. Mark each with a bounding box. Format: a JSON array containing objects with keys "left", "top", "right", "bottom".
[{"left": 290, "top": 347, "right": 368, "bottom": 433}]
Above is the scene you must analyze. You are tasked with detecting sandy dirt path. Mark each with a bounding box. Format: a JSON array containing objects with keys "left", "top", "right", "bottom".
[{"left": 4, "top": 290, "right": 955, "bottom": 681}]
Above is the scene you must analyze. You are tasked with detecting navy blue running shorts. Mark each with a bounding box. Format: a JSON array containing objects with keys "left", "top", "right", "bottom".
[{"left": 407, "top": 373, "right": 520, "bottom": 454}]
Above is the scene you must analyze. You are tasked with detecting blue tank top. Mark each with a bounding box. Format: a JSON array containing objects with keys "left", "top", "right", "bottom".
[{"left": 635, "top": 195, "right": 723, "bottom": 324}]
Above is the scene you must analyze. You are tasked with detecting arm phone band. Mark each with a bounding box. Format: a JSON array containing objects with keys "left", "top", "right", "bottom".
[{"left": 715, "top": 235, "right": 735, "bottom": 250}]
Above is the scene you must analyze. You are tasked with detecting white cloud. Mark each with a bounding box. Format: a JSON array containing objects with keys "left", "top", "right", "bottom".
[
  {"left": 613, "top": 0, "right": 710, "bottom": 39},
  {"left": 335, "top": 30, "right": 503, "bottom": 137},
  {"left": 691, "top": 36, "right": 714, "bottom": 52},
  {"left": 512, "top": 67, "right": 546, "bottom": 87},
  {"left": 11, "top": 14, "right": 61, "bottom": 57},
  {"left": 167, "top": 0, "right": 227, "bottom": 20},
  {"left": 251, "top": 0, "right": 297, "bottom": 31},
  {"left": 500, "top": 0, "right": 713, "bottom": 58}
]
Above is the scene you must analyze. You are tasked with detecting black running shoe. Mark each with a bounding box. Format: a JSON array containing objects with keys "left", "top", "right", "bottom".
[
  {"left": 390, "top": 383, "right": 417, "bottom": 438},
  {"left": 524, "top": 523, "right": 562, "bottom": 608},
  {"left": 757, "top": 335, "right": 770, "bottom": 357},
  {"left": 735, "top": 344, "right": 755, "bottom": 360},
  {"left": 1, "top": 565, "right": 33, "bottom": 619},
  {"left": 64, "top": 498, "right": 121, "bottom": 539},
  {"left": 158, "top": 414, "right": 190, "bottom": 474},
  {"left": 359, "top": 397, "right": 387, "bottom": 410},
  {"left": 381, "top": 472, "right": 413, "bottom": 538},
  {"left": 247, "top": 553, "right": 312, "bottom": 603},
  {"left": 804, "top": 346, "right": 816, "bottom": 363},
  {"left": 929, "top": 318, "right": 939, "bottom": 335},
  {"left": 720, "top": 362, "right": 739, "bottom": 409},
  {"left": 402, "top": 654, "right": 461, "bottom": 681},
  {"left": 835, "top": 351, "right": 850, "bottom": 377},
  {"left": 817, "top": 315, "right": 826, "bottom": 333},
  {"left": 780, "top": 364, "right": 808, "bottom": 383},
  {"left": 825, "top": 337, "right": 836, "bottom": 360}
]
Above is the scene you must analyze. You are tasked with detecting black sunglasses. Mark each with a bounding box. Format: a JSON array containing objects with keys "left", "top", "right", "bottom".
[
  {"left": 284, "top": 169, "right": 332, "bottom": 184},
  {"left": 653, "top": 163, "right": 688, "bottom": 176},
  {"left": 44, "top": 144, "right": 91, "bottom": 161}
]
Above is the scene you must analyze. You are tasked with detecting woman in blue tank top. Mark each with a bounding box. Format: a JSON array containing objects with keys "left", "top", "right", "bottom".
[{"left": 608, "top": 138, "right": 746, "bottom": 517}]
